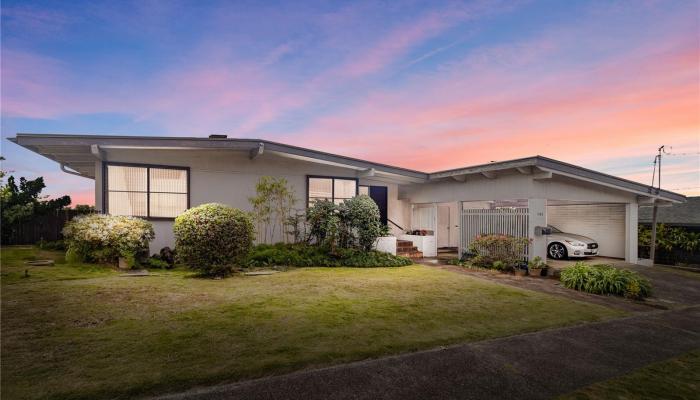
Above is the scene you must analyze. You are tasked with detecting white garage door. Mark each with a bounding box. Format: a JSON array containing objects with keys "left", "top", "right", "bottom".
[{"left": 547, "top": 204, "right": 626, "bottom": 258}]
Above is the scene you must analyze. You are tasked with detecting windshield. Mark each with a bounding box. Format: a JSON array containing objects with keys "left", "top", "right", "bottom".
[{"left": 548, "top": 225, "right": 562, "bottom": 233}]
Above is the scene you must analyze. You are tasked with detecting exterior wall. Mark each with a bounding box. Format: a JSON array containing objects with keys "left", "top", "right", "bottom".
[
  {"left": 401, "top": 171, "right": 639, "bottom": 262},
  {"left": 94, "top": 149, "right": 411, "bottom": 253}
]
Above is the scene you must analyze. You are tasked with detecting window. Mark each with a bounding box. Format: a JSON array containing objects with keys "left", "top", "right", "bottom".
[
  {"left": 105, "top": 164, "right": 189, "bottom": 218},
  {"left": 307, "top": 176, "right": 357, "bottom": 207}
]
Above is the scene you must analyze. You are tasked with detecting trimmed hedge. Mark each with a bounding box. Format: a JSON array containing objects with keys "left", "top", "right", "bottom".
[
  {"left": 62, "top": 214, "right": 154, "bottom": 266},
  {"left": 245, "top": 243, "right": 412, "bottom": 268},
  {"left": 560, "top": 262, "right": 651, "bottom": 299},
  {"left": 174, "top": 203, "right": 254, "bottom": 276}
]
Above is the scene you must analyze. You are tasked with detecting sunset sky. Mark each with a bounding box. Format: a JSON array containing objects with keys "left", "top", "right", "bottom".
[{"left": 1, "top": 0, "right": 698, "bottom": 205}]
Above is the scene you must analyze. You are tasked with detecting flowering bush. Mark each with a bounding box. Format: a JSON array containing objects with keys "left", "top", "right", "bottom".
[
  {"left": 468, "top": 234, "right": 529, "bottom": 269},
  {"left": 339, "top": 195, "right": 383, "bottom": 251},
  {"left": 173, "top": 203, "right": 254, "bottom": 276},
  {"left": 62, "top": 214, "right": 155, "bottom": 265}
]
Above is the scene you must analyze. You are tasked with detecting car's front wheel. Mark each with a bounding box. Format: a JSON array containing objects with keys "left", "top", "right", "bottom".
[{"left": 548, "top": 243, "right": 568, "bottom": 259}]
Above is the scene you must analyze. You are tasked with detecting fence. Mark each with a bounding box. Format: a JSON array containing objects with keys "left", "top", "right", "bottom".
[
  {"left": 638, "top": 245, "right": 700, "bottom": 266},
  {"left": 3, "top": 209, "right": 89, "bottom": 245},
  {"left": 461, "top": 207, "right": 529, "bottom": 257}
]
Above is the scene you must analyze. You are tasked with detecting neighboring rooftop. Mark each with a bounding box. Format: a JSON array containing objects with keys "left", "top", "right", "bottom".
[
  {"left": 8, "top": 133, "right": 687, "bottom": 203},
  {"left": 639, "top": 197, "right": 700, "bottom": 226}
]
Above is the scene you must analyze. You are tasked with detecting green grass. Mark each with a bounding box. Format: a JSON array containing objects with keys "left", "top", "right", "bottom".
[
  {"left": 1, "top": 246, "right": 623, "bottom": 400},
  {"left": 560, "top": 350, "right": 700, "bottom": 400}
]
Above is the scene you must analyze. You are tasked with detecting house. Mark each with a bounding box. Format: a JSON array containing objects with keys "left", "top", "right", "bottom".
[
  {"left": 9, "top": 133, "right": 686, "bottom": 263},
  {"left": 639, "top": 196, "right": 700, "bottom": 231}
]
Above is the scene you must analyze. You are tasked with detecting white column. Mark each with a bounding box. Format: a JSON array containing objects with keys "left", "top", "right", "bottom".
[
  {"left": 457, "top": 201, "right": 464, "bottom": 258},
  {"left": 94, "top": 161, "right": 103, "bottom": 212},
  {"left": 528, "top": 198, "right": 547, "bottom": 261},
  {"left": 625, "top": 203, "right": 639, "bottom": 264}
]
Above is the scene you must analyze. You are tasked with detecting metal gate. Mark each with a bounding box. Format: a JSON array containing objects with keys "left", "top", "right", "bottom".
[{"left": 461, "top": 207, "right": 529, "bottom": 257}]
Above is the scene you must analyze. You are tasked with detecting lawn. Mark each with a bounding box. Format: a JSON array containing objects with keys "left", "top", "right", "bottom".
[
  {"left": 560, "top": 350, "right": 700, "bottom": 400},
  {"left": 2, "top": 246, "right": 623, "bottom": 400}
]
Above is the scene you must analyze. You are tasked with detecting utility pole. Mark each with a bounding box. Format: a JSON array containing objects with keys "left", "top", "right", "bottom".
[{"left": 649, "top": 145, "right": 664, "bottom": 264}]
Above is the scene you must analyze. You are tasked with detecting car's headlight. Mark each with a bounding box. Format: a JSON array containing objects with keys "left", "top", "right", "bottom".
[{"left": 564, "top": 240, "right": 586, "bottom": 247}]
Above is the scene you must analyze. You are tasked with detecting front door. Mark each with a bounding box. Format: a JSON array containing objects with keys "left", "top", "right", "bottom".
[
  {"left": 437, "top": 205, "right": 450, "bottom": 248},
  {"left": 368, "top": 186, "right": 388, "bottom": 225}
]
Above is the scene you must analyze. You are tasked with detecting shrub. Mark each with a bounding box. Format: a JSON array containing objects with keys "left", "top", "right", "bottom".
[
  {"left": 174, "top": 203, "right": 254, "bottom": 276},
  {"left": 528, "top": 256, "right": 547, "bottom": 270},
  {"left": 560, "top": 262, "right": 651, "bottom": 299},
  {"left": 306, "top": 200, "right": 339, "bottom": 247},
  {"left": 491, "top": 260, "right": 507, "bottom": 271},
  {"left": 159, "top": 247, "right": 176, "bottom": 268},
  {"left": 468, "top": 234, "right": 529, "bottom": 268},
  {"left": 339, "top": 195, "right": 383, "bottom": 251},
  {"left": 62, "top": 214, "right": 154, "bottom": 264},
  {"left": 245, "top": 243, "right": 412, "bottom": 268},
  {"left": 143, "top": 256, "right": 171, "bottom": 269}
]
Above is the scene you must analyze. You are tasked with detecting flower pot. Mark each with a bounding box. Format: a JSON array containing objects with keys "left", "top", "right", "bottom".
[
  {"left": 514, "top": 269, "right": 527, "bottom": 277},
  {"left": 529, "top": 267, "right": 543, "bottom": 277},
  {"left": 118, "top": 257, "right": 130, "bottom": 270}
]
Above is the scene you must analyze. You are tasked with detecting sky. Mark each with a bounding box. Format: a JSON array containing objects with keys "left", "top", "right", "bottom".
[{"left": 1, "top": 0, "right": 698, "bottom": 205}]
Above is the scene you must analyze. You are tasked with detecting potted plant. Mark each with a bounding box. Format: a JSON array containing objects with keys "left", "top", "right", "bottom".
[
  {"left": 514, "top": 260, "right": 528, "bottom": 277},
  {"left": 528, "top": 256, "right": 548, "bottom": 277}
]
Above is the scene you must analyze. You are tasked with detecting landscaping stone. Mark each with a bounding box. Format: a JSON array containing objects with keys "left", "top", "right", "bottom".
[
  {"left": 119, "top": 270, "right": 150, "bottom": 277},
  {"left": 243, "top": 270, "right": 280, "bottom": 276},
  {"left": 24, "top": 260, "right": 54, "bottom": 266}
]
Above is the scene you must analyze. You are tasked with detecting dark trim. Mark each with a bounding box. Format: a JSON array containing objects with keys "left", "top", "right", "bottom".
[
  {"left": 103, "top": 161, "right": 190, "bottom": 220},
  {"left": 306, "top": 175, "right": 359, "bottom": 208}
]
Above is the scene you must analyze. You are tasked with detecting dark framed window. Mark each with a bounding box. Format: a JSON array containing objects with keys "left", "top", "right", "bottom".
[
  {"left": 104, "top": 163, "right": 189, "bottom": 219},
  {"left": 307, "top": 176, "right": 358, "bottom": 207}
]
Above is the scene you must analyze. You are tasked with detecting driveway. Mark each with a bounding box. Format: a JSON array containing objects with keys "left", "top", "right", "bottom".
[
  {"left": 547, "top": 257, "right": 700, "bottom": 308},
  {"left": 152, "top": 306, "right": 700, "bottom": 400}
]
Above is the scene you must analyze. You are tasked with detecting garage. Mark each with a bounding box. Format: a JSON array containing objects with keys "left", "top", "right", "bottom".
[{"left": 547, "top": 203, "right": 626, "bottom": 258}]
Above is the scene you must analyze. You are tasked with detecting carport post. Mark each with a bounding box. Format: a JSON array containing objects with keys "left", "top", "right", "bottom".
[
  {"left": 527, "top": 198, "right": 547, "bottom": 261},
  {"left": 625, "top": 203, "right": 639, "bottom": 263}
]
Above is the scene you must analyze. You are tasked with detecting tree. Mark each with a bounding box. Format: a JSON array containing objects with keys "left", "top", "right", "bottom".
[
  {"left": 1, "top": 175, "right": 71, "bottom": 243},
  {"left": 248, "top": 177, "right": 296, "bottom": 243}
]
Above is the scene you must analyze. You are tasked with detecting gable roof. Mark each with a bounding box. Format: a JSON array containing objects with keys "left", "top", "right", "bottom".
[{"left": 8, "top": 133, "right": 686, "bottom": 203}]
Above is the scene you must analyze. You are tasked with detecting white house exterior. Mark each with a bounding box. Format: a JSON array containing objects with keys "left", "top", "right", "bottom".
[{"left": 9, "top": 133, "right": 686, "bottom": 263}]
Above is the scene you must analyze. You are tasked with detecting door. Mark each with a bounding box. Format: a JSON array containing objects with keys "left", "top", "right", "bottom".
[
  {"left": 437, "top": 205, "right": 450, "bottom": 248},
  {"left": 368, "top": 186, "right": 388, "bottom": 225},
  {"left": 546, "top": 204, "right": 626, "bottom": 258}
]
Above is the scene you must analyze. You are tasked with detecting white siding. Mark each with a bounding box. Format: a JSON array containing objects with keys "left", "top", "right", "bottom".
[{"left": 547, "top": 204, "right": 626, "bottom": 258}]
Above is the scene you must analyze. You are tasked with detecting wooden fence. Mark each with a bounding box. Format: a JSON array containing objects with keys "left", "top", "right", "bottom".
[
  {"left": 461, "top": 207, "right": 529, "bottom": 257},
  {"left": 3, "top": 209, "right": 89, "bottom": 245}
]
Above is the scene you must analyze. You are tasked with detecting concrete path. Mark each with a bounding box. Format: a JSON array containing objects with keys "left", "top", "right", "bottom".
[{"left": 152, "top": 306, "right": 700, "bottom": 400}]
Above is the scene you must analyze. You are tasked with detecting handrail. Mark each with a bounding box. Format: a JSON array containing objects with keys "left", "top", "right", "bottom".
[{"left": 387, "top": 218, "right": 404, "bottom": 232}]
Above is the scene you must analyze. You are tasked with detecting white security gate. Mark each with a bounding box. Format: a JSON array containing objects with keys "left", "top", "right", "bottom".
[{"left": 461, "top": 208, "right": 529, "bottom": 257}]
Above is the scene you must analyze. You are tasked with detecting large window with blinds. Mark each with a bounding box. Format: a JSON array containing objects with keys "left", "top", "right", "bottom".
[
  {"left": 307, "top": 176, "right": 358, "bottom": 207},
  {"left": 105, "top": 163, "right": 189, "bottom": 218}
]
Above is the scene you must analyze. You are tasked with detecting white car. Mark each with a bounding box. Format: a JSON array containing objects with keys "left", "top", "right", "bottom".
[{"left": 546, "top": 225, "right": 599, "bottom": 259}]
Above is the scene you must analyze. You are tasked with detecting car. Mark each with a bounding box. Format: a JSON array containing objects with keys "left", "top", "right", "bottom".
[{"left": 546, "top": 225, "right": 599, "bottom": 259}]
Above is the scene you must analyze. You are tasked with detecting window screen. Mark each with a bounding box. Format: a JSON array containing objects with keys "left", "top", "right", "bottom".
[{"left": 106, "top": 164, "right": 188, "bottom": 218}]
